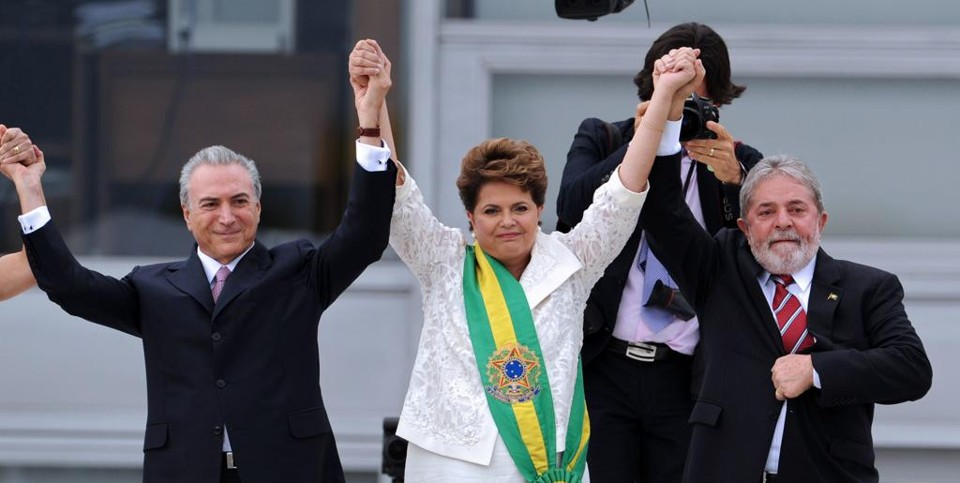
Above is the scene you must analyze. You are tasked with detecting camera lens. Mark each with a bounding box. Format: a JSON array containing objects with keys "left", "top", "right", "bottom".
[
  {"left": 679, "top": 105, "right": 702, "bottom": 142},
  {"left": 679, "top": 95, "right": 719, "bottom": 141}
]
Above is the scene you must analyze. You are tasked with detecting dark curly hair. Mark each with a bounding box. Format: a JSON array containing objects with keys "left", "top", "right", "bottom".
[
  {"left": 456, "top": 138, "right": 548, "bottom": 213},
  {"left": 633, "top": 22, "right": 746, "bottom": 106}
]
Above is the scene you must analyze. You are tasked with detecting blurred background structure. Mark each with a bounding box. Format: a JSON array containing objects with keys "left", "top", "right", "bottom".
[{"left": 0, "top": 0, "right": 958, "bottom": 481}]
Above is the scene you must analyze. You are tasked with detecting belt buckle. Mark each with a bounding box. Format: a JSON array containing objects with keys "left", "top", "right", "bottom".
[
  {"left": 225, "top": 451, "right": 238, "bottom": 470},
  {"left": 625, "top": 341, "right": 657, "bottom": 362}
]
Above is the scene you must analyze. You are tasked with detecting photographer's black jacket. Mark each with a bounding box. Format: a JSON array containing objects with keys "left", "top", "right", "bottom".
[{"left": 556, "top": 116, "right": 763, "bottom": 370}]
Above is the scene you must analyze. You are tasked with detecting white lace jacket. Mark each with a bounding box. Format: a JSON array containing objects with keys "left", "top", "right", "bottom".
[{"left": 391, "top": 168, "right": 647, "bottom": 466}]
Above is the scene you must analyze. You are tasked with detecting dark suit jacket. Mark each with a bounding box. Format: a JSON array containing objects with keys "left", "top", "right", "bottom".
[
  {"left": 22, "top": 163, "right": 397, "bottom": 483},
  {"left": 640, "top": 152, "right": 933, "bottom": 483},
  {"left": 556, "top": 117, "right": 763, "bottom": 366}
]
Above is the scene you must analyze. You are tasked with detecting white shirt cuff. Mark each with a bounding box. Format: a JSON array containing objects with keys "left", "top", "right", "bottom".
[
  {"left": 356, "top": 139, "right": 392, "bottom": 172},
  {"left": 18, "top": 206, "right": 51, "bottom": 234},
  {"left": 813, "top": 368, "right": 822, "bottom": 389},
  {"left": 657, "top": 119, "right": 683, "bottom": 156}
]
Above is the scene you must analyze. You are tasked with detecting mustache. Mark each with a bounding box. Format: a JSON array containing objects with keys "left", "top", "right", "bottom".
[{"left": 766, "top": 229, "right": 801, "bottom": 246}]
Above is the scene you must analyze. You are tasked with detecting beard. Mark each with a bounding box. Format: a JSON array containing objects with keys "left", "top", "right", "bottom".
[{"left": 748, "top": 226, "right": 821, "bottom": 275}]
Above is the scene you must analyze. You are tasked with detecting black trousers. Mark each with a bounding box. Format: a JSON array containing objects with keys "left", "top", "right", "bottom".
[{"left": 584, "top": 348, "right": 694, "bottom": 483}]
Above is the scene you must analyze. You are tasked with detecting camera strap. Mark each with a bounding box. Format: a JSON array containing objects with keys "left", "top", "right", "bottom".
[{"left": 681, "top": 152, "right": 697, "bottom": 197}]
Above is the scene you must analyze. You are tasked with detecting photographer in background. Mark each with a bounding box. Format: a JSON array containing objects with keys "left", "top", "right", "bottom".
[{"left": 556, "top": 22, "right": 763, "bottom": 482}]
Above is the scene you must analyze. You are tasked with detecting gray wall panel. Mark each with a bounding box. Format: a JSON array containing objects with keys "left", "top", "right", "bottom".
[{"left": 493, "top": 74, "right": 957, "bottom": 236}]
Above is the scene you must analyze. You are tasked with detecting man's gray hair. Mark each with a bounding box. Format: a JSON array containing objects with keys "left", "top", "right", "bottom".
[
  {"left": 179, "top": 145, "right": 262, "bottom": 206},
  {"left": 739, "top": 154, "right": 824, "bottom": 215}
]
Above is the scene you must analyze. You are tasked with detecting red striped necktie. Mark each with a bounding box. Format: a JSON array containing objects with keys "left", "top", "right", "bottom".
[{"left": 771, "top": 275, "right": 815, "bottom": 353}]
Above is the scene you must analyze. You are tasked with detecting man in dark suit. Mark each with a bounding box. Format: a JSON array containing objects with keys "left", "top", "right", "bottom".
[
  {"left": 0, "top": 42, "right": 398, "bottom": 483},
  {"left": 556, "top": 23, "right": 762, "bottom": 482},
  {"left": 640, "top": 145, "right": 933, "bottom": 481}
]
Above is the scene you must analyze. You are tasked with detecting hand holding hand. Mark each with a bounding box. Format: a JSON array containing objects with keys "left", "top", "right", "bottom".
[
  {"left": 684, "top": 121, "right": 743, "bottom": 184},
  {"left": 652, "top": 48, "right": 700, "bottom": 97},
  {"left": 0, "top": 124, "right": 39, "bottom": 168},
  {"left": 674, "top": 55, "right": 705, "bottom": 105},
  {"left": 0, "top": 125, "right": 43, "bottom": 182},
  {"left": 771, "top": 354, "right": 814, "bottom": 401},
  {"left": 652, "top": 48, "right": 705, "bottom": 120},
  {"left": 349, "top": 39, "right": 392, "bottom": 127}
]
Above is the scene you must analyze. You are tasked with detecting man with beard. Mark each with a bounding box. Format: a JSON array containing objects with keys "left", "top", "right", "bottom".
[{"left": 640, "top": 153, "right": 932, "bottom": 482}]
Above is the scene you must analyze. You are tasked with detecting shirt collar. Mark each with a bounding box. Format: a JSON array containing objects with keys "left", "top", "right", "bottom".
[
  {"left": 196, "top": 243, "right": 255, "bottom": 283},
  {"left": 761, "top": 253, "right": 818, "bottom": 293}
]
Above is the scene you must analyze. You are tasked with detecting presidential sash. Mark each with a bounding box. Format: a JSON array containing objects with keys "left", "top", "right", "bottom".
[{"left": 463, "top": 243, "right": 589, "bottom": 482}]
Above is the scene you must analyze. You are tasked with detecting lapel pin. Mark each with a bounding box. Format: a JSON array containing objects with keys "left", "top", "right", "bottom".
[{"left": 827, "top": 293, "right": 839, "bottom": 301}]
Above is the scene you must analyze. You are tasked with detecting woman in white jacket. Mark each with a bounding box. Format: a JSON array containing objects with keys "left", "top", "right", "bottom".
[{"left": 350, "top": 40, "right": 703, "bottom": 482}]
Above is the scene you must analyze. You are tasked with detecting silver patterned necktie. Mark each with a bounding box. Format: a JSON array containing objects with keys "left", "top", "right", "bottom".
[{"left": 211, "top": 266, "right": 231, "bottom": 302}]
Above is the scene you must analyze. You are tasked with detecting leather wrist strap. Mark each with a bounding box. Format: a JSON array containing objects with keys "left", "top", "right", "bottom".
[{"left": 357, "top": 126, "right": 381, "bottom": 137}]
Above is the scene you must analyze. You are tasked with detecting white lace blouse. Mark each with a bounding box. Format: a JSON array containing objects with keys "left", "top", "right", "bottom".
[{"left": 391, "top": 167, "right": 647, "bottom": 466}]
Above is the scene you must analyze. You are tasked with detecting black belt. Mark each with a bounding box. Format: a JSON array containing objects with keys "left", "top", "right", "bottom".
[
  {"left": 762, "top": 472, "right": 779, "bottom": 482},
  {"left": 606, "top": 338, "right": 691, "bottom": 363}
]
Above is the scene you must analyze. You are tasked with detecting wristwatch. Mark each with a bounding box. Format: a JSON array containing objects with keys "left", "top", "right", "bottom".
[{"left": 357, "top": 126, "right": 381, "bottom": 137}]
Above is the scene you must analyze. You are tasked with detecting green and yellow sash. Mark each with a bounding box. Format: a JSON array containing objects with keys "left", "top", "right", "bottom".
[{"left": 463, "top": 243, "right": 589, "bottom": 483}]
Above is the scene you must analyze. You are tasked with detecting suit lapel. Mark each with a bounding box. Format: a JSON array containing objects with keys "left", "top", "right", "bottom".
[
  {"left": 807, "top": 249, "right": 842, "bottom": 348},
  {"left": 735, "top": 236, "right": 788, "bottom": 354},
  {"left": 696, "top": 161, "right": 723, "bottom": 234},
  {"left": 166, "top": 249, "right": 215, "bottom": 314},
  {"left": 212, "top": 241, "right": 271, "bottom": 320}
]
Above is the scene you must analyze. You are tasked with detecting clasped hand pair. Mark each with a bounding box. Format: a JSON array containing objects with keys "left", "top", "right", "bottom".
[
  {"left": 635, "top": 48, "right": 743, "bottom": 184},
  {"left": 0, "top": 125, "right": 45, "bottom": 183}
]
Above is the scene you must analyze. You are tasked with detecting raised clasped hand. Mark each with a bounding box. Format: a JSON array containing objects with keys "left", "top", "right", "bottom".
[
  {"left": 0, "top": 125, "right": 43, "bottom": 181},
  {"left": 652, "top": 47, "right": 702, "bottom": 96},
  {"left": 348, "top": 39, "right": 392, "bottom": 115}
]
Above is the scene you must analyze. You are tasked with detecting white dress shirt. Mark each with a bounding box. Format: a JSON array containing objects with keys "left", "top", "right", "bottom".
[
  {"left": 195, "top": 245, "right": 253, "bottom": 452},
  {"left": 611, "top": 119, "right": 703, "bottom": 354},
  {"left": 757, "top": 255, "right": 822, "bottom": 474}
]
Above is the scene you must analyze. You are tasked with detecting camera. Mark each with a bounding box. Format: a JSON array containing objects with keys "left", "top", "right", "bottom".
[
  {"left": 645, "top": 280, "right": 696, "bottom": 321},
  {"left": 679, "top": 93, "right": 719, "bottom": 142},
  {"left": 382, "top": 417, "right": 407, "bottom": 482},
  {"left": 555, "top": 0, "right": 635, "bottom": 21}
]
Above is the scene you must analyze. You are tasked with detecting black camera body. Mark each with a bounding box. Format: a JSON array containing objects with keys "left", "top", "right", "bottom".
[
  {"left": 382, "top": 417, "right": 407, "bottom": 482},
  {"left": 645, "top": 280, "right": 696, "bottom": 321},
  {"left": 679, "top": 93, "right": 719, "bottom": 142},
  {"left": 555, "top": 0, "right": 635, "bottom": 21}
]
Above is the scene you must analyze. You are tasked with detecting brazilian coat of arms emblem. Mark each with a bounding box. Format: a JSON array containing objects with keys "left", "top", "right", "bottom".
[{"left": 484, "top": 342, "right": 543, "bottom": 404}]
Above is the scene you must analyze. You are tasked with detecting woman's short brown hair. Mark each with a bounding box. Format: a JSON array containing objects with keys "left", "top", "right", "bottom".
[{"left": 456, "top": 138, "right": 548, "bottom": 212}]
